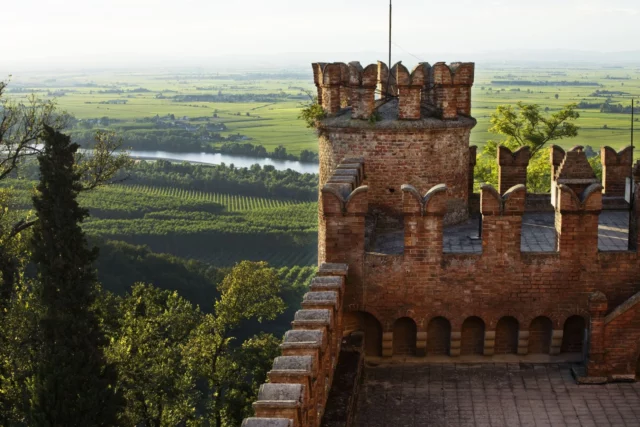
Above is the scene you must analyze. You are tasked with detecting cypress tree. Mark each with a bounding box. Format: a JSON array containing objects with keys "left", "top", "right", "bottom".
[{"left": 29, "top": 125, "right": 119, "bottom": 426}]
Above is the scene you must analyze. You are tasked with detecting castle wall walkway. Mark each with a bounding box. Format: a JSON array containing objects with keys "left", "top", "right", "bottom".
[{"left": 372, "top": 211, "right": 630, "bottom": 254}]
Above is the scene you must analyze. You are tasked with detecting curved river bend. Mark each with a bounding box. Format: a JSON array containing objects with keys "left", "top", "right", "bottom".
[{"left": 127, "top": 150, "right": 319, "bottom": 174}]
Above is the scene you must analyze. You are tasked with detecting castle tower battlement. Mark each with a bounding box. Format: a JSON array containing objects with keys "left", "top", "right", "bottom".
[{"left": 314, "top": 60, "right": 477, "bottom": 263}]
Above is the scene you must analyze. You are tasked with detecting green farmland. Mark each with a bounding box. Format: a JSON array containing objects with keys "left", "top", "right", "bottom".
[
  {"left": 6, "top": 64, "right": 640, "bottom": 156},
  {"left": 3, "top": 177, "right": 318, "bottom": 267}
]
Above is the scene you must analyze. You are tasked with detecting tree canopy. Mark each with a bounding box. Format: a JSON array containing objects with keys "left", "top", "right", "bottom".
[
  {"left": 483, "top": 102, "right": 580, "bottom": 158},
  {"left": 475, "top": 102, "right": 582, "bottom": 193}
]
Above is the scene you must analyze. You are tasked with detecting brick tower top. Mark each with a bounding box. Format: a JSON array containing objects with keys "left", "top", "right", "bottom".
[
  {"left": 312, "top": 61, "right": 475, "bottom": 122},
  {"left": 313, "top": 60, "right": 477, "bottom": 239}
]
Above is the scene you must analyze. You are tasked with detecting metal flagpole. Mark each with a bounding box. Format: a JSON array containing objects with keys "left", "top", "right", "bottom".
[
  {"left": 631, "top": 98, "right": 635, "bottom": 209},
  {"left": 386, "top": 0, "right": 392, "bottom": 99}
]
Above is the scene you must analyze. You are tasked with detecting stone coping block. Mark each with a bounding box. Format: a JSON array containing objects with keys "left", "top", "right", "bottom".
[
  {"left": 293, "top": 309, "right": 331, "bottom": 323},
  {"left": 318, "top": 263, "right": 348, "bottom": 277},
  {"left": 310, "top": 277, "right": 343, "bottom": 294},
  {"left": 302, "top": 291, "right": 338, "bottom": 310},
  {"left": 310, "top": 276, "right": 342, "bottom": 287},
  {"left": 333, "top": 168, "right": 359, "bottom": 177},
  {"left": 272, "top": 356, "right": 314, "bottom": 373},
  {"left": 342, "top": 156, "right": 364, "bottom": 164},
  {"left": 281, "top": 330, "right": 325, "bottom": 349},
  {"left": 258, "top": 383, "right": 304, "bottom": 402},
  {"left": 242, "top": 418, "right": 293, "bottom": 427},
  {"left": 337, "top": 163, "right": 364, "bottom": 181},
  {"left": 327, "top": 175, "right": 356, "bottom": 185},
  {"left": 292, "top": 309, "right": 332, "bottom": 330}
]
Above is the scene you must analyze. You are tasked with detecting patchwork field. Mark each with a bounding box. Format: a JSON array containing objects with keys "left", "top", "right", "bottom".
[
  {"left": 6, "top": 64, "right": 640, "bottom": 155},
  {"left": 3, "top": 178, "right": 318, "bottom": 267}
]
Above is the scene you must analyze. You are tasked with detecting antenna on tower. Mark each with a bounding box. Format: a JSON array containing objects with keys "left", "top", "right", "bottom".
[
  {"left": 630, "top": 98, "right": 635, "bottom": 210},
  {"left": 386, "top": 0, "right": 392, "bottom": 99}
]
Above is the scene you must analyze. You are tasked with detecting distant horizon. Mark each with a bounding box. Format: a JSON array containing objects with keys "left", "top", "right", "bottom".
[
  {"left": 3, "top": 0, "right": 640, "bottom": 73},
  {"left": 3, "top": 48, "right": 640, "bottom": 75}
]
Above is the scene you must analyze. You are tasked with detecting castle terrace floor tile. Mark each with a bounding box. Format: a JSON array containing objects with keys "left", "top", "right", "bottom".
[{"left": 354, "top": 363, "right": 640, "bottom": 427}]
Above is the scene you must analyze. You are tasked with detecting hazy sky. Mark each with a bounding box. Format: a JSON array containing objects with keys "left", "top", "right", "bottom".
[{"left": 2, "top": 0, "right": 639, "bottom": 68}]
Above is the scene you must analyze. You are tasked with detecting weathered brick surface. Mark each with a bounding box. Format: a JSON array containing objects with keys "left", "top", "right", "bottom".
[
  {"left": 317, "top": 123, "right": 474, "bottom": 244},
  {"left": 498, "top": 146, "right": 531, "bottom": 194},
  {"left": 601, "top": 145, "right": 633, "bottom": 197},
  {"left": 331, "top": 179, "right": 639, "bottom": 369},
  {"left": 554, "top": 146, "right": 598, "bottom": 196},
  {"left": 394, "top": 63, "right": 425, "bottom": 120},
  {"left": 460, "top": 317, "right": 485, "bottom": 355},
  {"left": 587, "top": 290, "right": 640, "bottom": 379},
  {"left": 494, "top": 316, "right": 519, "bottom": 354},
  {"left": 245, "top": 264, "right": 351, "bottom": 427}
]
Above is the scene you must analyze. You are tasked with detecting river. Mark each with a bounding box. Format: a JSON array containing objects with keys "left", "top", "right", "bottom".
[{"left": 127, "top": 150, "right": 319, "bottom": 174}]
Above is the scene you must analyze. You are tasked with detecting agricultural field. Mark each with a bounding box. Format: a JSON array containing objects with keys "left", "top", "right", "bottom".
[
  {"left": 5, "top": 63, "right": 640, "bottom": 156},
  {"left": 469, "top": 65, "right": 640, "bottom": 153},
  {"left": 3, "top": 178, "right": 318, "bottom": 267},
  {"left": 5, "top": 70, "right": 318, "bottom": 155},
  {"left": 4, "top": 63, "right": 640, "bottom": 272}
]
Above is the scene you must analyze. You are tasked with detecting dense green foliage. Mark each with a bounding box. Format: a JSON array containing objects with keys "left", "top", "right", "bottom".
[
  {"left": 102, "top": 260, "right": 286, "bottom": 426},
  {"left": 483, "top": 102, "right": 580, "bottom": 158},
  {"left": 298, "top": 97, "right": 326, "bottom": 129},
  {"left": 93, "top": 239, "right": 314, "bottom": 339},
  {"left": 0, "top": 97, "right": 314, "bottom": 424},
  {"left": 29, "top": 126, "right": 121, "bottom": 425},
  {"left": 0, "top": 128, "right": 308, "bottom": 423},
  {"left": 475, "top": 103, "right": 584, "bottom": 192}
]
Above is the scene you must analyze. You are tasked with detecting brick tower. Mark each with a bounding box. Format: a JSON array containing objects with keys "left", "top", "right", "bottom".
[
  {"left": 312, "top": 61, "right": 476, "bottom": 262},
  {"left": 243, "top": 62, "right": 640, "bottom": 427}
]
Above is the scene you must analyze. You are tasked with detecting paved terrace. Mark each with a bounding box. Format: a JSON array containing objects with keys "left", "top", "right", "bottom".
[
  {"left": 354, "top": 363, "right": 640, "bottom": 427},
  {"left": 371, "top": 211, "right": 630, "bottom": 254}
]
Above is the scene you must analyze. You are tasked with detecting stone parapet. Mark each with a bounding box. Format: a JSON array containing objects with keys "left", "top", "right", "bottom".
[{"left": 244, "top": 264, "right": 349, "bottom": 427}]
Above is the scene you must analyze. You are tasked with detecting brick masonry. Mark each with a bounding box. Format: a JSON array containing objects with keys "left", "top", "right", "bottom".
[{"left": 243, "top": 60, "right": 640, "bottom": 427}]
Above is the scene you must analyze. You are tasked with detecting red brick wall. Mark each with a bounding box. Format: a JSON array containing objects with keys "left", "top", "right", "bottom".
[
  {"left": 460, "top": 317, "right": 485, "bottom": 355},
  {"left": 334, "top": 181, "right": 639, "bottom": 367},
  {"left": 498, "top": 146, "right": 531, "bottom": 194},
  {"left": 588, "top": 292, "right": 640, "bottom": 378},
  {"left": 528, "top": 317, "right": 553, "bottom": 354},
  {"left": 561, "top": 315, "right": 585, "bottom": 353},
  {"left": 601, "top": 146, "right": 633, "bottom": 197},
  {"left": 393, "top": 317, "right": 417, "bottom": 355},
  {"left": 317, "top": 123, "right": 475, "bottom": 229},
  {"left": 427, "top": 317, "right": 451, "bottom": 355},
  {"left": 495, "top": 317, "right": 519, "bottom": 354}
]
